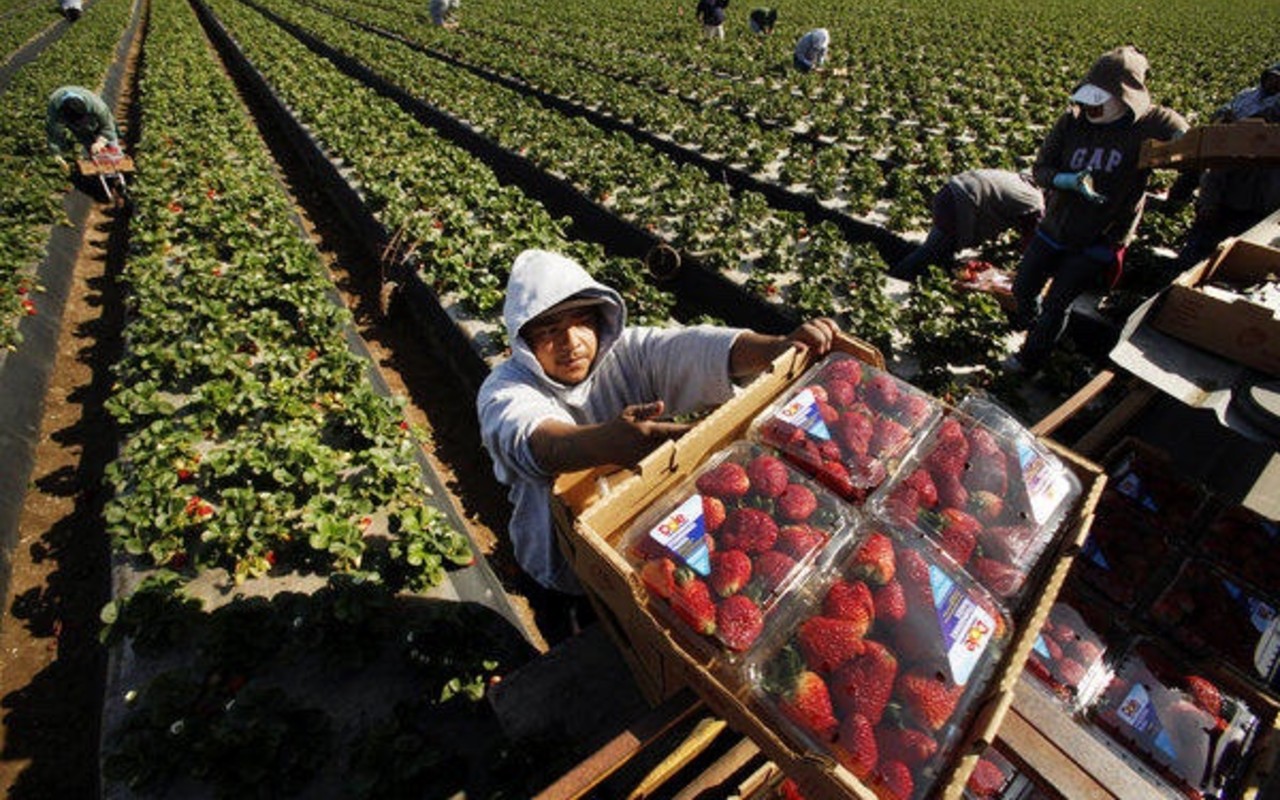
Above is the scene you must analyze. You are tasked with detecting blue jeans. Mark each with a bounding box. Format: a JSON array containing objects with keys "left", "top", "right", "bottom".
[{"left": 1012, "top": 235, "right": 1112, "bottom": 371}]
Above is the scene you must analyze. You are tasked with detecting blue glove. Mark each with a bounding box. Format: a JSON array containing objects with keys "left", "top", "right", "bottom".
[{"left": 1052, "top": 170, "right": 1107, "bottom": 204}]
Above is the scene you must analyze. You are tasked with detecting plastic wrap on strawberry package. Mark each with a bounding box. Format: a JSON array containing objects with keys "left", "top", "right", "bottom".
[
  {"left": 622, "top": 441, "right": 861, "bottom": 659},
  {"left": 1023, "top": 590, "right": 1116, "bottom": 712},
  {"left": 748, "top": 353, "right": 943, "bottom": 506},
  {"left": 744, "top": 518, "right": 1011, "bottom": 800},
  {"left": 1196, "top": 503, "right": 1280, "bottom": 593},
  {"left": 1103, "top": 440, "right": 1210, "bottom": 542},
  {"left": 1147, "top": 559, "right": 1280, "bottom": 694},
  {"left": 871, "top": 395, "right": 1082, "bottom": 608},
  {"left": 1088, "top": 640, "right": 1262, "bottom": 800},
  {"left": 1071, "top": 488, "right": 1180, "bottom": 608},
  {"left": 963, "top": 746, "right": 1053, "bottom": 799}
]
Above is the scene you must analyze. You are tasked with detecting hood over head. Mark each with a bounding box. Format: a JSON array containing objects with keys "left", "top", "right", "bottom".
[
  {"left": 502, "top": 249, "right": 625, "bottom": 386},
  {"left": 1074, "top": 45, "right": 1151, "bottom": 120}
]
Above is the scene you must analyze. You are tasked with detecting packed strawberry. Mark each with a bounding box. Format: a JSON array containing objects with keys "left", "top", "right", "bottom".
[
  {"left": 1090, "top": 643, "right": 1261, "bottom": 800},
  {"left": 1071, "top": 489, "right": 1177, "bottom": 607},
  {"left": 752, "top": 354, "right": 941, "bottom": 505},
  {"left": 1197, "top": 503, "right": 1280, "bottom": 594},
  {"left": 628, "top": 443, "right": 853, "bottom": 655},
  {"left": 876, "top": 409, "right": 1079, "bottom": 606},
  {"left": 1024, "top": 597, "right": 1112, "bottom": 710},
  {"left": 1106, "top": 443, "right": 1208, "bottom": 541},
  {"left": 750, "top": 525, "right": 1009, "bottom": 800}
]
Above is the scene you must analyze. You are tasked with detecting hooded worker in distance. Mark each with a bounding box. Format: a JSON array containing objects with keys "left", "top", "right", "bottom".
[
  {"left": 1006, "top": 45, "right": 1188, "bottom": 375},
  {"left": 476, "top": 249, "right": 838, "bottom": 594}
]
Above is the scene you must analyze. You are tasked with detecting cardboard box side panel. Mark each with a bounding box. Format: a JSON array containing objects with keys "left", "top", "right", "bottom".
[{"left": 1211, "top": 239, "right": 1280, "bottom": 285}]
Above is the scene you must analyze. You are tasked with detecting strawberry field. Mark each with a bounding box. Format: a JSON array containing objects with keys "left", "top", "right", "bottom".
[{"left": 1, "top": 0, "right": 1277, "bottom": 795}]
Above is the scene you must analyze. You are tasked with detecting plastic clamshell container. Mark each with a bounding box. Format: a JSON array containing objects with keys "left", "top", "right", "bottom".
[
  {"left": 1103, "top": 439, "right": 1210, "bottom": 542},
  {"left": 1147, "top": 558, "right": 1280, "bottom": 693},
  {"left": 620, "top": 441, "right": 861, "bottom": 661},
  {"left": 1088, "top": 639, "right": 1262, "bottom": 799},
  {"left": 870, "top": 396, "right": 1082, "bottom": 608},
  {"left": 962, "top": 745, "right": 1053, "bottom": 799},
  {"left": 743, "top": 517, "right": 1012, "bottom": 800},
  {"left": 747, "top": 352, "right": 943, "bottom": 506},
  {"left": 1196, "top": 502, "right": 1280, "bottom": 593},
  {"left": 1072, "top": 488, "right": 1180, "bottom": 609},
  {"left": 1023, "top": 593, "right": 1115, "bottom": 713}
]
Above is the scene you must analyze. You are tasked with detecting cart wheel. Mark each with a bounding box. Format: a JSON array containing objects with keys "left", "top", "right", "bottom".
[{"left": 644, "top": 242, "right": 681, "bottom": 282}]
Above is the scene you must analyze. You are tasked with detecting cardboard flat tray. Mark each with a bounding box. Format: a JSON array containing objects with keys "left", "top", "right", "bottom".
[
  {"left": 1138, "top": 121, "right": 1280, "bottom": 169},
  {"left": 552, "top": 333, "right": 1105, "bottom": 800},
  {"left": 76, "top": 154, "right": 135, "bottom": 175}
]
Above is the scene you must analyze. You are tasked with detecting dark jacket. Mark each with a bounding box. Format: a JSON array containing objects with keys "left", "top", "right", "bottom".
[{"left": 696, "top": 0, "right": 728, "bottom": 26}]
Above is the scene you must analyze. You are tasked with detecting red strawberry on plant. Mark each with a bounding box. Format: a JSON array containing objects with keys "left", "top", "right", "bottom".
[
  {"left": 833, "top": 411, "right": 874, "bottom": 456},
  {"left": 937, "top": 508, "right": 981, "bottom": 565},
  {"left": 670, "top": 569, "right": 717, "bottom": 636},
  {"left": 748, "top": 454, "right": 790, "bottom": 498},
  {"left": 778, "top": 524, "right": 827, "bottom": 560},
  {"left": 710, "top": 550, "right": 752, "bottom": 597},
  {"left": 967, "top": 757, "right": 1008, "bottom": 798},
  {"left": 1185, "top": 675, "right": 1223, "bottom": 718},
  {"left": 903, "top": 468, "right": 938, "bottom": 509},
  {"left": 874, "top": 759, "right": 914, "bottom": 800},
  {"left": 823, "top": 579, "right": 875, "bottom": 632},
  {"left": 717, "top": 594, "right": 764, "bottom": 651},
  {"left": 850, "top": 532, "right": 896, "bottom": 585},
  {"left": 796, "top": 616, "right": 868, "bottom": 672},
  {"left": 896, "top": 670, "right": 963, "bottom": 731},
  {"left": 832, "top": 712, "right": 878, "bottom": 780},
  {"left": 777, "top": 483, "right": 818, "bottom": 522},
  {"left": 720, "top": 508, "right": 779, "bottom": 554},
  {"left": 876, "top": 723, "right": 938, "bottom": 768},
  {"left": 864, "top": 373, "right": 901, "bottom": 410},
  {"left": 870, "top": 416, "right": 910, "bottom": 459},
  {"left": 830, "top": 639, "right": 898, "bottom": 723},
  {"left": 824, "top": 358, "right": 863, "bottom": 387},
  {"left": 703, "top": 496, "right": 727, "bottom": 533},
  {"left": 697, "top": 461, "right": 751, "bottom": 499},
  {"left": 971, "top": 556, "right": 1023, "bottom": 597},
  {"left": 779, "top": 669, "right": 839, "bottom": 741},
  {"left": 641, "top": 557, "right": 677, "bottom": 600},
  {"left": 754, "top": 550, "right": 798, "bottom": 593},
  {"left": 873, "top": 579, "right": 907, "bottom": 625}
]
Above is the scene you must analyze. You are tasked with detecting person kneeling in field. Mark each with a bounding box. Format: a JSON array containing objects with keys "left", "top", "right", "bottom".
[
  {"left": 793, "top": 28, "right": 829, "bottom": 72},
  {"left": 748, "top": 7, "right": 777, "bottom": 35},
  {"left": 476, "top": 249, "right": 840, "bottom": 596},
  {"left": 1006, "top": 45, "right": 1188, "bottom": 375},
  {"left": 890, "top": 169, "right": 1045, "bottom": 283},
  {"left": 46, "top": 85, "right": 120, "bottom": 168}
]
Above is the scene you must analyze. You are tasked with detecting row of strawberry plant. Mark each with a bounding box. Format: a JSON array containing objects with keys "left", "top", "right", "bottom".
[
  {"left": 0, "top": 0, "right": 61, "bottom": 58},
  {"left": 0, "top": 0, "right": 133, "bottom": 352}
]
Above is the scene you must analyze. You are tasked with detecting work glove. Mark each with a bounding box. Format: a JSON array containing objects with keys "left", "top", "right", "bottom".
[
  {"left": 90, "top": 137, "right": 109, "bottom": 155},
  {"left": 1052, "top": 169, "right": 1107, "bottom": 205}
]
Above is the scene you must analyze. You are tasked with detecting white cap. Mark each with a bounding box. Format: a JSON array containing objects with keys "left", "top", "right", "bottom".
[{"left": 1071, "top": 83, "right": 1112, "bottom": 106}]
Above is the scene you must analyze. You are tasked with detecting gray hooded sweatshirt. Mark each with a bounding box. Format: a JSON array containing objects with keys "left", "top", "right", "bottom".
[
  {"left": 1033, "top": 46, "right": 1188, "bottom": 249},
  {"left": 476, "top": 250, "right": 743, "bottom": 593}
]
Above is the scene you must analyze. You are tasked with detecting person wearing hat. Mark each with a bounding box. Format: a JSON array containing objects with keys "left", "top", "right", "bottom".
[
  {"left": 59, "top": 0, "right": 83, "bottom": 21},
  {"left": 1005, "top": 45, "right": 1188, "bottom": 375},
  {"left": 429, "top": 0, "right": 459, "bottom": 28},
  {"left": 1216, "top": 62, "right": 1280, "bottom": 123},
  {"left": 476, "top": 249, "right": 839, "bottom": 595},
  {"left": 793, "top": 28, "right": 829, "bottom": 72},
  {"left": 748, "top": 7, "right": 777, "bottom": 35},
  {"left": 696, "top": 0, "right": 730, "bottom": 40},
  {"left": 890, "top": 169, "right": 1045, "bottom": 283},
  {"left": 45, "top": 85, "right": 119, "bottom": 165}
]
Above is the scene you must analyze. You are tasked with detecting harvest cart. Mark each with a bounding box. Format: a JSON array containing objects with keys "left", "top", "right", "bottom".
[{"left": 76, "top": 143, "right": 134, "bottom": 205}]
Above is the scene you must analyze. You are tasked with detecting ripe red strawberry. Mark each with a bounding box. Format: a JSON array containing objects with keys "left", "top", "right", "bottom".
[
  {"left": 754, "top": 550, "right": 798, "bottom": 593},
  {"left": 895, "top": 392, "right": 932, "bottom": 427},
  {"left": 964, "top": 452, "right": 1009, "bottom": 495},
  {"left": 971, "top": 556, "right": 1023, "bottom": 597},
  {"left": 761, "top": 418, "right": 806, "bottom": 448},
  {"left": 709, "top": 549, "right": 752, "bottom": 597},
  {"left": 873, "top": 579, "right": 907, "bottom": 625},
  {"left": 1056, "top": 656, "right": 1086, "bottom": 687},
  {"left": 777, "top": 524, "right": 827, "bottom": 560},
  {"left": 823, "top": 579, "right": 875, "bottom": 633},
  {"left": 702, "top": 496, "right": 727, "bottom": 533},
  {"left": 747, "top": 454, "right": 790, "bottom": 498},
  {"left": 933, "top": 471, "right": 969, "bottom": 510},
  {"left": 1069, "top": 638, "right": 1104, "bottom": 666},
  {"left": 849, "top": 531, "right": 896, "bottom": 585},
  {"left": 896, "top": 670, "right": 963, "bottom": 731},
  {"left": 777, "top": 778, "right": 807, "bottom": 800},
  {"left": 967, "top": 426, "right": 1003, "bottom": 460},
  {"left": 777, "top": 483, "right": 818, "bottom": 521},
  {"left": 641, "top": 557, "right": 677, "bottom": 599},
  {"left": 720, "top": 508, "right": 778, "bottom": 554},
  {"left": 796, "top": 616, "right": 868, "bottom": 672},
  {"left": 902, "top": 468, "right": 938, "bottom": 509},
  {"left": 931, "top": 417, "right": 970, "bottom": 463},
  {"left": 883, "top": 484, "right": 921, "bottom": 527},
  {"left": 824, "top": 358, "right": 863, "bottom": 388},
  {"left": 847, "top": 454, "right": 888, "bottom": 492},
  {"left": 863, "top": 373, "right": 901, "bottom": 410},
  {"left": 816, "top": 400, "right": 839, "bottom": 423},
  {"left": 825, "top": 378, "right": 856, "bottom": 407},
  {"left": 817, "top": 460, "right": 855, "bottom": 498},
  {"left": 818, "top": 439, "right": 842, "bottom": 462},
  {"left": 833, "top": 411, "right": 874, "bottom": 456},
  {"left": 875, "top": 723, "right": 938, "bottom": 768},
  {"left": 937, "top": 508, "right": 981, "bottom": 565},
  {"left": 1185, "top": 675, "right": 1223, "bottom": 717},
  {"left": 977, "top": 524, "right": 1036, "bottom": 564},
  {"left": 969, "top": 490, "right": 1004, "bottom": 523},
  {"left": 1041, "top": 635, "right": 1064, "bottom": 661},
  {"left": 696, "top": 461, "right": 750, "bottom": 499},
  {"left": 670, "top": 570, "right": 717, "bottom": 636},
  {"left": 870, "top": 416, "right": 910, "bottom": 459},
  {"left": 967, "top": 757, "right": 1008, "bottom": 799},
  {"left": 830, "top": 639, "right": 898, "bottom": 723},
  {"left": 805, "top": 383, "right": 829, "bottom": 404},
  {"left": 832, "top": 712, "right": 878, "bottom": 780},
  {"left": 779, "top": 669, "right": 839, "bottom": 741},
  {"left": 717, "top": 594, "right": 764, "bottom": 651},
  {"left": 874, "top": 759, "right": 914, "bottom": 800}
]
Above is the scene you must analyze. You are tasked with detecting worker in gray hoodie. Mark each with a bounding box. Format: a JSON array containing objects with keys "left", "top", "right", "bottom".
[
  {"left": 477, "top": 249, "right": 838, "bottom": 594},
  {"left": 1007, "top": 45, "right": 1188, "bottom": 374}
]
